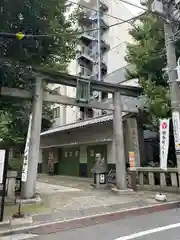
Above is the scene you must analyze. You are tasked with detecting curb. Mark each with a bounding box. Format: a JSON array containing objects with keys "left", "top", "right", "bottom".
[
  {"left": 111, "top": 188, "right": 134, "bottom": 194},
  {"left": 0, "top": 201, "right": 180, "bottom": 236},
  {"left": 0, "top": 220, "right": 10, "bottom": 228}
]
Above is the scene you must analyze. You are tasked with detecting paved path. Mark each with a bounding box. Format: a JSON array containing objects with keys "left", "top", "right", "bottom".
[
  {"left": 36, "top": 182, "right": 81, "bottom": 194},
  {"left": 2, "top": 175, "right": 180, "bottom": 238},
  {"left": 5, "top": 208, "right": 180, "bottom": 240},
  {"left": 32, "top": 177, "right": 180, "bottom": 225},
  {"left": 6, "top": 175, "right": 180, "bottom": 227}
]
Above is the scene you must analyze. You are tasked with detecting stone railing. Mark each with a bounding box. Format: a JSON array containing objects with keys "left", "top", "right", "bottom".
[{"left": 130, "top": 167, "right": 180, "bottom": 192}]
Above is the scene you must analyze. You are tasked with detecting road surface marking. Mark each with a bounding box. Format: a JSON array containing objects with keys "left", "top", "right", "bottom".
[
  {"left": 1, "top": 233, "right": 37, "bottom": 240},
  {"left": 115, "top": 222, "right": 180, "bottom": 240}
]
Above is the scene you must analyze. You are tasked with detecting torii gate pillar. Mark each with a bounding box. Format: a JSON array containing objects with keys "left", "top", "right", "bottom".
[{"left": 113, "top": 91, "right": 127, "bottom": 189}]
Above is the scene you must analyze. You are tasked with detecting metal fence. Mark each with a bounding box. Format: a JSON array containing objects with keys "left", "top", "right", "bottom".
[{"left": 107, "top": 169, "right": 132, "bottom": 188}]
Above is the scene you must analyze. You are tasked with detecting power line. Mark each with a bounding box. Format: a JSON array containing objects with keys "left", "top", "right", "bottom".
[
  {"left": 118, "top": 0, "right": 147, "bottom": 12},
  {"left": 108, "top": 41, "right": 127, "bottom": 52},
  {"left": 117, "top": 0, "right": 166, "bottom": 20},
  {"left": 57, "top": 0, "right": 142, "bottom": 33},
  {"left": 67, "top": 0, "right": 133, "bottom": 23},
  {"left": 0, "top": 12, "right": 145, "bottom": 40},
  {"left": 66, "top": 0, "right": 142, "bottom": 33}
]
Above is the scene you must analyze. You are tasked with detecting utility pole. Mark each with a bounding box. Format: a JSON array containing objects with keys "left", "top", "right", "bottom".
[
  {"left": 97, "top": 0, "right": 102, "bottom": 104},
  {"left": 97, "top": 0, "right": 101, "bottom": 82},
  {"left": 164, "top": 22, "right": 180, "bottom": 175},
  {"left": 161, "top": 1, "right": 180, "bottom": 177},
  {"left": 21, "top": 78, "right": 43, "bottom": 198},
  {"left": 147, "top": 0, "right": 180, "bottom": 173}
]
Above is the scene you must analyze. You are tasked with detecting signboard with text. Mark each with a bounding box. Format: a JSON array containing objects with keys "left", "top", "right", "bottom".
[
  {"left": 172, "top": 111, "right": 180, "bottom": 153},
  {"left": 0, "top": 150, "right": 5, "bottom": 184},
  {"left": 160, "top": 119, "right": 170, "bottom": 171},
  {"left": 129, "top": 151, "right": 135, "bottom": 169},
  {"left": 22, "top": 114, "right": 32, "bottom": 182}
]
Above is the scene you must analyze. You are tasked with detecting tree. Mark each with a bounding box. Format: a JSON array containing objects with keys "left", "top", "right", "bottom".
[
  {"left": 125, "top": 13, "right": 180, "bottom": 164},
  {"left": 125, "top": 13, "right": 174, "bottom": 129},
  {"left": 0, "top": 0, "right": 78, "bottom": 146}
]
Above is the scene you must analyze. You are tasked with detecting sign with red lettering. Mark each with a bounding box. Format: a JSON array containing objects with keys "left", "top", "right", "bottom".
[{"left": 160, "top": 119, "right": 170, "bottom": 171}]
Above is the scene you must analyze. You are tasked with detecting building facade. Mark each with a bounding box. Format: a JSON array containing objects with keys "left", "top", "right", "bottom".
[
  {"left": 39, "top": 78, "right": 145, "bottom": 177},
  {"left": 38, "top": 0, "right": 144, "bottom": 177},
  {"left": 40, "top": 114, "right": 145, "bottom": 177},
  {"left": 49, "top": 0, "right": 135, "bottom": 127}
]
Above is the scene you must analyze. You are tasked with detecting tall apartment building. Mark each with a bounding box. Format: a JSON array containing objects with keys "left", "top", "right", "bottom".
[{"left": 50, "top": 0, "right": 135, "bottom": 127}]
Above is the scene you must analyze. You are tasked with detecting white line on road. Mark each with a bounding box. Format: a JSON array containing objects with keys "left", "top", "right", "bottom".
[{"left": 115, "top": 222, "right": 180, "bottom": 240}]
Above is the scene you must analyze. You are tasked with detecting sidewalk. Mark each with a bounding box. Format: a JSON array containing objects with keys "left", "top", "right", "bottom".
[{"left": 1, "top": 175, "right": 180, "bottom": 236}]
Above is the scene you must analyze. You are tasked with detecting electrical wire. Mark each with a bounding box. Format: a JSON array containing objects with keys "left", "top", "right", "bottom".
[
  {"left": 0, "top": 12, "right": 145, "bottom": 39},
  {"left": 67, "top": 0, "right": 130, "bottom": 23},
  {"left": 117, "top": 0, "right": 147, "bottom": 12},
  {"left": 117, "top": 0, "right": 167, "bottom": 20},
  {"left": 1, "top": 1, "right": 169, "bottom": 68}
]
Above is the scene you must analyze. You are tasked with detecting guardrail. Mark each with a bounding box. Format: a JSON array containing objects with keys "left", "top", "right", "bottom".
[{"left": 130, "top": 167, "right": 179, "bottom": 191}]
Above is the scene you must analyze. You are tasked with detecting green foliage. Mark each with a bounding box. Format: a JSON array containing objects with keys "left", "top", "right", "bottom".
[
  {"left": 140, "top": 79, "right": 171, "bottom": 129},
  {"left": 0, "top": 0, "right": 79, "bottom": 146},
  {"left": 126, "top": 13, "right": 174, "bottom": 129}
]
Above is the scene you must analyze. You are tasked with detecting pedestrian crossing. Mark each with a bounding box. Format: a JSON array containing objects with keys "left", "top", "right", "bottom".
[{"left": 1, "top": 233, "right": 38, "bottom": 240}]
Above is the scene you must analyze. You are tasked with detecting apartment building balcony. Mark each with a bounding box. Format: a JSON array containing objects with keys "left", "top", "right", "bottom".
[
  {"left": 77, "top": 66, "right": 93, "bottom": 78},
  {"left": 101, "top": 60, "right": 107, "bottom": 72},
  {"left": 93, "top": 61, "right": 108, "bottom": 77},
  {"left": 78, "top": 10, "right": 93, "bottom": 26},
  {"left": 78, "top": 27, "right": 109, "bottom": 49},
  {"left": 89, "top": 14, "right": 109, "bottom": 31},
  {"left": 99, "top": 19, "right": 109, "bottom": 31},
  {"left": 76, "top": 46, "right": 95, "bottom": 65},
  {"left": 79, "top": 8, "right": 109, "bottom": 30},
  {"left": 100, "top": 1, "right": 108, "bottom": 12},
  {"left": 78, "top": 31, "right": 96, "bottom": 45},
  {"left": 101, "top": 39, "right": 110, "bottom": 52},
  {"left": 101, "top": 20, "right": 109, "bottom": 31},
  {"left": 90, "top": 68, "right": 107, "bottom": 81},
  {"left": 78, "top": 0, "right": 108, "bottom": 12}
]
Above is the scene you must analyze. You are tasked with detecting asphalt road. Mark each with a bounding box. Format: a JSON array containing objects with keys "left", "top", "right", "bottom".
[{"left": 3, "top": 208, "right": 180, "bottom": 240}]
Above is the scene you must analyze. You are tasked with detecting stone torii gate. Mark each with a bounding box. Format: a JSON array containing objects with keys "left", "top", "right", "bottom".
[{"left": 0, "top": 68, "right": 141, "bottom": 198}]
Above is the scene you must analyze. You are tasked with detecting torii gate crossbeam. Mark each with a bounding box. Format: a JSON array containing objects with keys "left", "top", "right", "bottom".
[{"left": 0, "top": 68, "right": 141, "bottom": 198}]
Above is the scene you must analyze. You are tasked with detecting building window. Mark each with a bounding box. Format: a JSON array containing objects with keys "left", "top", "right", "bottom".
[
  {"left": 86, "top": 108, "right": 93, "bottom": 118},
  {"left": 102, "top": 92, "right": 108, "bottom": 100},
  {"left": 53, "top": 107, "right": 60, "bottom": 119},
  {"left": 79, "top": 107, "right": 93, "bottom": 119}
]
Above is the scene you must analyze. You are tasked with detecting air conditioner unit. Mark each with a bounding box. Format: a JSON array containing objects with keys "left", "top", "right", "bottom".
[
  {"left": 140, "top": 0, "right": 148, "bottom": 6},
  {"left": 151, "top": 0, "right": 164, "bottom": 14}
]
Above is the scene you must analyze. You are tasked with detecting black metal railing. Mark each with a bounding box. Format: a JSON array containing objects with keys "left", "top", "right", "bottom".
[{"left": 107, "top": 169, "right": 133, "bottom": 188}]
